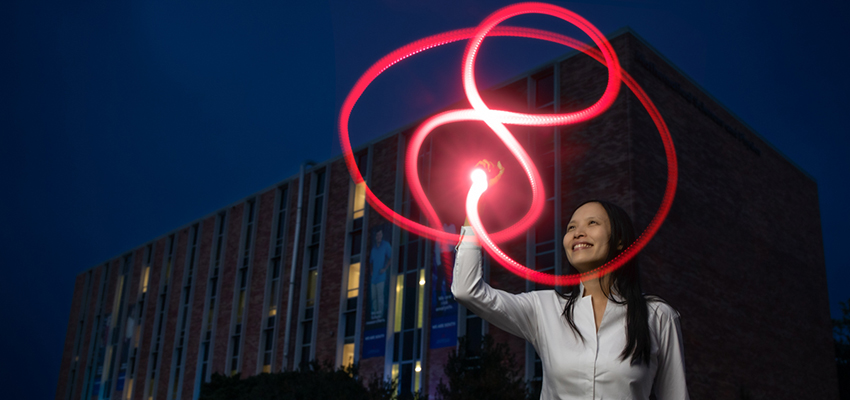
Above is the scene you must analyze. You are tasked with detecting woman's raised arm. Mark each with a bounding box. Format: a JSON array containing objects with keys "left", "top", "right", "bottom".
[{"left": 451, "top": 226, "right": 539, "bottom": 343}]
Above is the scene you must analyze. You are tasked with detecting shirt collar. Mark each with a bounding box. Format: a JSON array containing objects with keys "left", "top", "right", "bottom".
[{"left": 578, "top": 281, "right": 626, "bottom": 303}]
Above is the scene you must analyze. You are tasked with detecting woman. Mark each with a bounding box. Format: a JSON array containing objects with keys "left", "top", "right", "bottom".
[{"left": 451, "top": 199, "right": 689, "bottom": 399}]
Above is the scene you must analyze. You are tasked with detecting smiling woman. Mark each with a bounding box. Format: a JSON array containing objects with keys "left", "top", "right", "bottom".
[
  {"left": 564, "top": 202, "right": 616, "bottom": 273},
  {"left": 452, "top": 199, "right": 689, "bottom": 399}
]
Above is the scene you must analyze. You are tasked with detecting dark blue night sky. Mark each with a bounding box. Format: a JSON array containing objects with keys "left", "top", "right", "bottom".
[{"left": 2, "top": 1, "right": 848, "bottom": 398}]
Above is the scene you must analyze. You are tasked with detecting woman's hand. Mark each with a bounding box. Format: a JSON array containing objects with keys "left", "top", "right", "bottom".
[
  {"left": 465, "top": 159, "right": 504, "bottom": 226},
  {"left": 475, "top": 159, "right": 505, "bottom": 187}
]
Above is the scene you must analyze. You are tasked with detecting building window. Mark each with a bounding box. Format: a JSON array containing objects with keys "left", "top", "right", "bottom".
[
  {"left": 141, "top": 266, "right": 150, "bottom": 294},
  {"left": 67, "top": 269, "right": 94, "bottom": 400},
  {"left": 198, "top": 212, "right": 226, "bottom": 384},
  {"left": 230, "top": 200, "right": 256, "bottom": 376},
  {"left": 299, "top": 168, "right": 326, "bottom": 368},
  {"left": 392, "top": 180, "right": 428, "bottom": 398},
  {"left": 341, "top": 260, "right": 360, "bottom": 369},
  {"left": 124, "top": 244, "right": 154, "bottom": 400},
  {"left": 348, "top": 263, "right": 361, "bottom": 299},
  {"left": 82, "top": 262, "right": 110, "bottom": 400},
  {"left": 352, "top": 181, "right": 366, "bottom": 220},
  {"left": 99, "top": 254, "right": 132, "bottom": 400},
  {"left": 170, "top": 224, "right": 200, "bottom": 399},
  {"left": 535, "top": 72, "right": 554, "bottom": 109},
  {"left": 340, "top": 153, "right": 368, "bottom": 369},
  {"left": 262, "top": 186, "right": 289, "bottom": 373},
  {"left": 147, "top": 234, "right": 176, "bottom": 400}
]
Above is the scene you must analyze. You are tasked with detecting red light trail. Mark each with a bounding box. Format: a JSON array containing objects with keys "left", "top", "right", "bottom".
[{"left": 338, "top": 2, "right": 678, "bottom": 286}]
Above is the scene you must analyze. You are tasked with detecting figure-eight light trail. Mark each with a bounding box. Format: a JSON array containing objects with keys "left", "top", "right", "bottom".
[{"left": 337, "top": 2, "right": 678, "bottom": 286}]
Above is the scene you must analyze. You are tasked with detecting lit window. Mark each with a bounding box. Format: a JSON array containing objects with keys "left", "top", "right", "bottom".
[
  {"left": 141, "top": 267, "right": 150, "bottom": 293},
  {"left": 306, "top": 270, "right": 318, "bottom": 307},
  {"left": 394, "top": 275, "right": 404, "bottom": 333},
  {"left": 417, "top": 269, "right": 425, "bottom": 329},
  {"left": 415, "top": 361, "right": 422, "bottom": 391},
  {"left": 347, "top": 263, "right": 360, "bottom": 298},
  {"left": 125, "top": 378, "right": 133, "bottom": 400},
  {"left": 352, "top": 182, "right": 366, "bottom": 219},
  {"left": 342, "top": 343, "right": 355, "bottom": 369},
  {"left": 268, "top": 284, "right": 278, "bottom": 316}
]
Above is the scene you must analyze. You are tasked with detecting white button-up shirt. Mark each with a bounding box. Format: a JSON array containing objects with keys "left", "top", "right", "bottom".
[{"left": 451, "top": 227, "right": 689, "bottom": 400}]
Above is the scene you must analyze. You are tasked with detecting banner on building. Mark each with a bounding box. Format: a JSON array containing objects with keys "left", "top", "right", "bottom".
[
  {"left": 429, "top": 224, "right": 458, "bottom": 349},
  {"left": 362, "top": 223, "right": 392, "bottom": 358}
]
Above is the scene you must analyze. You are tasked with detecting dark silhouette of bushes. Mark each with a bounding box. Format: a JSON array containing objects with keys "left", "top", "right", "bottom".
[
  {"left": 199, "top": 361, "right": 395, "bottom": 400},
  {"left": 436, "top": 335, "right": 532, "bottom": 400}
]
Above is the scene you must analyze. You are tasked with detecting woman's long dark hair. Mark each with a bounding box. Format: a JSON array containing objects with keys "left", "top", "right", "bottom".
[{"left": 557, "top": 200, "right": 662, "bottom": 366}]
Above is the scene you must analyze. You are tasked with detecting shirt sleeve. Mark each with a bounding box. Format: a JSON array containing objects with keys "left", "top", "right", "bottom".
[
  {"left": 652, "top": 302, "right": 690, "bottom": 400},
  {"left": 450, "top": 226, "right": 538, "bottom": 343}
]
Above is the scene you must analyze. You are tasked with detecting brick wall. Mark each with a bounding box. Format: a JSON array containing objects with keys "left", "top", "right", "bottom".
[{"left": 624, "top": 32, "right": 836, "bottom": 399}]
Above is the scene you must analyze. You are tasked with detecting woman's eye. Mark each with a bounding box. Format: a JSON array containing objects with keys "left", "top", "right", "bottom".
[{"left": 567, "top": 226, "right": 575, "bottom": 231}]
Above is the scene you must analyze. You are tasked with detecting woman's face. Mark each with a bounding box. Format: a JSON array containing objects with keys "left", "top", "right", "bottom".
[{"left": 563, "top": 202, "right": 612, "bottom": 272}]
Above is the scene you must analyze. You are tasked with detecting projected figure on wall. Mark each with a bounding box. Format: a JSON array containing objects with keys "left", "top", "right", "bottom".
[{"left": 369, "top": 229, "right": 392, "bottom": 320}]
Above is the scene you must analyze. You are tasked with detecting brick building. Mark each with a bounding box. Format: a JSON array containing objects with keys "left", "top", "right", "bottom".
[{"left": 56, "top": 30, "right": 838, "bottom": 400}]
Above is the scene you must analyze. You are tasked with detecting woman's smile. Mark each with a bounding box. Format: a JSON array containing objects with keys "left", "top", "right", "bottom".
[{"left": 564, "top": 202, "right": 612, "bottom": 272}]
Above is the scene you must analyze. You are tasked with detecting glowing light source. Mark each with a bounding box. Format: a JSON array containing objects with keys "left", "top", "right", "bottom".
[
  {"left": 338, "top": 2, "right": 678, "bottom": 286},
  {"left": 470, "top": 169, "right": 488, "bottom": 190}
]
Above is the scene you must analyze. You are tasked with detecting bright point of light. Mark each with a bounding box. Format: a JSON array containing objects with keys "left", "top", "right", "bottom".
[
  {"left": 470, "top": 168, "right": 487, "bottom": 183},
  {"left": 419, "top": 279, "right": 425, "bottom": 286},
  {"left": 470, "top": 169, "right": 488, "bottom": 192},
  {"left": 415, "top": 365, "right": 422, "bottom": 372}
]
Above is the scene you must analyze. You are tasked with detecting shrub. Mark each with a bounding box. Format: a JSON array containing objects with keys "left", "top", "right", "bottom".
[
  {"left": 199, "top": 361, "right": 395, "bottom": 400},
  {"left": 436, "top": 335, "right": 531, "bottom": 400}
]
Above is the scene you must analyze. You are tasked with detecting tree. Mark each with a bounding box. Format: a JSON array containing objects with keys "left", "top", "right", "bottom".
[
  {"left": 436, "top": 335, "right": 531, "bottom": 400},
  {"left": 834, "top": 298, "right": 850, "bottom": 400},
  {"left": 198, "top": 361, "right": 396, "bottom": 400}
]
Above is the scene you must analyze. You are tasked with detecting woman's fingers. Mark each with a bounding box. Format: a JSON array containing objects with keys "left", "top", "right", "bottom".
[
  {"left": 476, "top": 159, "right": 493, "bottom": 172},
  {"left": 489, "top": 160, "right": 505, "bottom": 186},
  {"left": 474, "top": 158, "right": 504, "bottom": 186}
]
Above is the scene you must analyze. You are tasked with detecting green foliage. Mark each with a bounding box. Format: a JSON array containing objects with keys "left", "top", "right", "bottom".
[
  {"left": 436, "top": 335, "right": 531, "bottom": 400},
  {"left": 198, "top": 361, "right": 396, "bottom": 400},
  {"left": 834, "top": 298, "right": 850, "bottom": 400}
]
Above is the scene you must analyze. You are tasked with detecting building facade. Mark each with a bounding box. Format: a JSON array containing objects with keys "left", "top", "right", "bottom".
[{"left": 56, "top": 31, "right": 839, "bottom": 400}]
